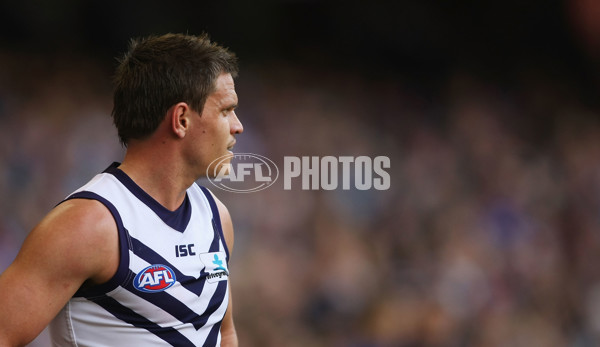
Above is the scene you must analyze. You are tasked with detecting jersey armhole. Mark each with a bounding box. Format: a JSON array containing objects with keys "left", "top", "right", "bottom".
[{"left": 59, "top": 191, "right": 132, "bottom": 298}]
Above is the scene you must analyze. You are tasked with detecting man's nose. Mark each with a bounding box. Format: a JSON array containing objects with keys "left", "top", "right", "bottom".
[{"left": 231, "top": 113, "right": 243, "bottom": 134}]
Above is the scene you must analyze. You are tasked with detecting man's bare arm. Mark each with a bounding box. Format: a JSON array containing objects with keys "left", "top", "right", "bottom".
[{"left": 0, "top": 199, "right": 119, "bottom": 346}]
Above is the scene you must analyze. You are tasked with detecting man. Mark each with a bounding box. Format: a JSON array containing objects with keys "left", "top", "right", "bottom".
[{"left": 0, "top": 33, "right": 243, "bottom": 346}]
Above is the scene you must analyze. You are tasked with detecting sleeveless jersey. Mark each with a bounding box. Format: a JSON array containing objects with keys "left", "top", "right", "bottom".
[{"left": 48, "top": 163, "right": 231, "bottom": 347}]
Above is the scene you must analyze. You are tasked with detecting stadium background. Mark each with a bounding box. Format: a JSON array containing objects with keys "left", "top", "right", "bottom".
[{"left": 1, "top": 1, "right": 600, "bottom": 346}]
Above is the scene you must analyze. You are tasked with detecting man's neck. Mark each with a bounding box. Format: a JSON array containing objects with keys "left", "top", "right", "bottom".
[{"left": 118, "top": 146, "right": 192, "bottom": 212}]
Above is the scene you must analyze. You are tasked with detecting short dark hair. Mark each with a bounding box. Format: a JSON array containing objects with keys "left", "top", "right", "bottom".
[{"left": 111, "top": 33, "right": 238, "bottom": 146}]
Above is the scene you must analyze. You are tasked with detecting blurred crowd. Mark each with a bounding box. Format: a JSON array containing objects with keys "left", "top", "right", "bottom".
[{"left": 2, "top": 48, "right": 600, "bottom": 347}]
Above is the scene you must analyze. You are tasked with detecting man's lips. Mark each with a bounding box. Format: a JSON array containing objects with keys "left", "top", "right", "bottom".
[{"left": 227, "top": 140, "right": 236, "bottom": 151}]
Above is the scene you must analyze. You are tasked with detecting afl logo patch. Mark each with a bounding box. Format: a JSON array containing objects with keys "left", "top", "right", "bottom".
[{"left": 134, "top": 265, "right": 176, "bottom": 293}]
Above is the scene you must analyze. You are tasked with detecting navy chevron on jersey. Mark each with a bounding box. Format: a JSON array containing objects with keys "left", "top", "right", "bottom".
[{"left": 48, "top": 163, "right": 231, "bottom": 347}]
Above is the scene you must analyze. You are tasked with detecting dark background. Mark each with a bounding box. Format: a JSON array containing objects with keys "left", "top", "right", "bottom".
[{"left": 1, "top": 1, "right": 597, "bottom": 93}]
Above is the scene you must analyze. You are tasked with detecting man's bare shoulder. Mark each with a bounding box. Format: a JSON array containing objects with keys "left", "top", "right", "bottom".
[
  {"left": 45, "top": 198, "right": 116, "bottom": 237},
  {"left": 20, "top": 197, "right": 120, "bottom": 285}
]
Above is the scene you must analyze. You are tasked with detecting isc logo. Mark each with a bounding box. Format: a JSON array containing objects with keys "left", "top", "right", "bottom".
[
  {"left": 134, "top": 265, "right": 177, "bottom": 293},
  {"left": 175, "top": 244, "right": 196, "bottom": 257}
]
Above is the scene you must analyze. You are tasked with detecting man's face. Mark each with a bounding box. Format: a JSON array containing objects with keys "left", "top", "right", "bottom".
[{"left": 188, "top": 73, "right": 243, "bottom": 177}]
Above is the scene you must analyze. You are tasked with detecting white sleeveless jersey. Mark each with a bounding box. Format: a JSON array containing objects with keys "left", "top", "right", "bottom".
[{"left": 49, "top": 163, "right": 231, "bottom": 347}]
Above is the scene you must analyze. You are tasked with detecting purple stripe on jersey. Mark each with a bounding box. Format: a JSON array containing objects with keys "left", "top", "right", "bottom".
[
  {"left": 203, "top": 320, "right": 223, "bottom": 347},
  {"left": 104, "top": 162, "right": 192, "bottom": 233},
  {"left": 198, "top": 280, "right": 228, "bottom": 330},
  {"left": 63, "top": 191, "right": 131, "bottom": 298},
  {"left": 130, "top": 236, "right": 208, "bottom": 296},
  {"left": 198, "top": 185, "right": 230, "bottom": 261},
  {"left": 93, "top": 294, "right": 196, "bottom": 346},
  {"left": 126, "top": 236, "right": 228, "bottom": 330},
  {"left": 209, "top": 219, "right": 222, "bottom": 254},
  {"left": 122, "top": 269, "right": 211, "bottom": 331}
]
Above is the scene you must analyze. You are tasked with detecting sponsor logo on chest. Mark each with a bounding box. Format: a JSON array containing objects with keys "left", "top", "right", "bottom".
[{"left": 200, "top": 252, "right": 229, "bottom": 283}]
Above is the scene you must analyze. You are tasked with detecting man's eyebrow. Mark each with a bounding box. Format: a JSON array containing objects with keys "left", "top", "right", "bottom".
[{"left": 225, "top": 103, "right": 238, "bottom": 110}]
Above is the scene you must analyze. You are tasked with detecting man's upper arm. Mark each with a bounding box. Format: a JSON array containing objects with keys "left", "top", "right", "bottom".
[{"left": 0, "top": 198, "right": 119, "bottom": 346}]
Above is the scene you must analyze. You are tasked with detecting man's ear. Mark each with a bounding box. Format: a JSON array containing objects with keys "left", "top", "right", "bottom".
[{"left": 170, "top": 102, "right": 190, "bottom": 139}]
